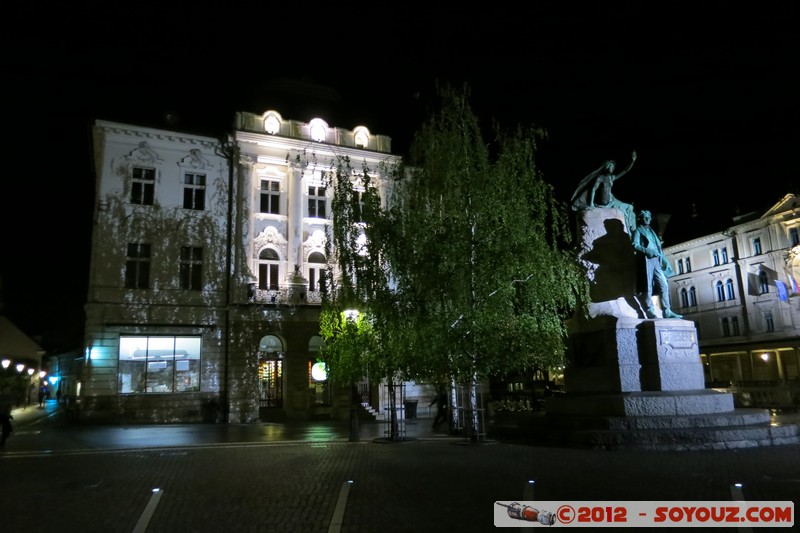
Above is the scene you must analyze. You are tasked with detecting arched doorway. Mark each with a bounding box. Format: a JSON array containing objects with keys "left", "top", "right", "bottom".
[{"left": 258, "top": 335, "right": 284, "bottom": 412}]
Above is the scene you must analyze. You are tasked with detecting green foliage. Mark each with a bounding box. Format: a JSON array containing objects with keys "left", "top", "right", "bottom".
[{"left": 322, "top": 83, "right": 589, "bottom": 387}]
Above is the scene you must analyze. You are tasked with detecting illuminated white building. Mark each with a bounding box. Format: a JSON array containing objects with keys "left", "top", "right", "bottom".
[
  {"left": 663, "top": 194, "right": 800, "bottom": 408},
  {"left": 81, "top": 111, "right": 399, "bottom": 423}
]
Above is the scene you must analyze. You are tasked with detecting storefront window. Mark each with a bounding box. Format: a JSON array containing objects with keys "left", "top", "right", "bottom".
[{"left": 118, "top": 335, "right": 201, "bottom": 394}]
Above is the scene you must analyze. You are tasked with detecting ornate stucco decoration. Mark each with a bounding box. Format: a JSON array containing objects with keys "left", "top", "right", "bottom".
[
  {"left": 179, "top": 149, "right": 213, "bottom": 170},
  {"left": 127, "top": 141, "right": 163, "bottom": 164},
  {"left": 303, "top": 229, "right": 327, "bottom": 258},
  {"left": 253, "top": 226, "right": 287, "bottom": 258}
]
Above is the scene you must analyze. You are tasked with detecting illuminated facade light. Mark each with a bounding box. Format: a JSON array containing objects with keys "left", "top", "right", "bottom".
[
  {"left": 1, "top": 359, "right": 9, "bottom": 369},
  {"left": 309, "top": 118, "right": 328, "bottom": 142}
]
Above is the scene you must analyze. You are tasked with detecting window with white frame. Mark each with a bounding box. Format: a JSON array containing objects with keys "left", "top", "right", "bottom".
[
  {"left": 721, "top": 317, "right": 730, "bottom": 337},
  {"left": 131, "top": 167, "right": 155, "bottom": 205},
  {"left": 260, "top": 179, "right": 280, "bottom": 214},
  {"left": 759, "top": 271, "right": 769, "bottom": 294},
  {"left": 712, "top": 249, "right": 720, "bottom": 266},
  {"left": 715, "top": 281, "right": 725, "bottom": 302},
  {"left": 685, "top": 257, "right": 691, "bottom": 272},
  {"left": 731, "top": 316, "right": 740, "bottom": 336},
  {"left": 183, "top": 173, "right": 206, "bottom": 210},
  {"left": 308, "top": 185, "right": 327, "bottom": 218},
  {"left": 689, "top": 286, "right": 697, "bottom": 306},
  {"left": 258, "top": 248, "right": 280, "bottom": 291},
  {"left": 721, "top": 247, "right": 728, "bottom": 263},
  {"left": 764, "top": 310, "right": 775, "bottom": 332},
  {"left": 680, "top": 288, "right": 688, "bottom": 308},
  {"left": 307, "top": 252, "right": 326, "bottom": 293},
  {"left": 753, "top": 237, "right": 762, "bottom": 255},
  {"left": 677, "top": 259, "right": 684, "bottom": 275},
  {"left": 725, "top": 278, "right": 735, "bottom": 300},
  {"left": 125, "top": 243, "right": 151, "bottom": 289},
  {"left": 118, "top": 335, "right": 201, "bottom": 394},
  {"left": 179, "top": 246, "right": 203, "bottom": 290}
]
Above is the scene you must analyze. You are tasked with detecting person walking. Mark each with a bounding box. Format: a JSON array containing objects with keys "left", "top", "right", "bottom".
[
  {"left": 1, "top": 386, "right": 13, "bottom": 447},
  {"left": 429, "top": 386, "right": 448, "bottom": 430}
]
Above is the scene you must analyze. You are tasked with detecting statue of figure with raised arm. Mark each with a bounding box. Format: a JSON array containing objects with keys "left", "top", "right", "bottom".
[{"left": 571, "top": 151, "right": 638, "bottom": 235}]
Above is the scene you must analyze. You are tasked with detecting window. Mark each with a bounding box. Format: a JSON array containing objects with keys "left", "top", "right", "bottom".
[
  {"left": 354, "top": 190, "right": 366, "bottom": 223},
  {"left": 677, "top": 259, "right": 684, "bottom": 275},
  {"left": 764, "top": 311, "right": 775, "bottom": 332},
  {"left": 721, "top": 247, "right": 728, "bottom": 263},
  {"left": 685, "top": 257, "right": 691, "bottom": 272},
  {"left": 182, "top": 173, "right": 205, "bottom": 210},
  {"left": 125, "top": 243, "right": 151, "bottom": 289},
  {"left": 753, "top": 237, "right": 762, "bottom": 255},
  {"left": 680, "top": 288, "right": 689, "bottom": 308},
  {"left": 791, "top": 227, "right": 800, "bottom": 247},
  {"left": 179, "top": 246, "right": 203, "bottom": 290},
  {"left": 759, "top": 271, "right": 770, "bottom": 294},
  {"left": 308, "top": 252, "right": 326, "bottom": 293},
  {"left": 715, "top": 281, "right": 725, "bottom": 302},
  {"left": 731, "top": 316, "right": 740, "bottom": 336},
  {"left": 712, "top": 250, "right": 720, "bottom": 266},
  {"left": 118, "top": 335, "right": 201, "bottom": 394},
  {"left": 131, "top": 167, "right": 155, "bottom": 205},
  {"left": 258, "top": 335, "right": 284, "bottom": 407},
  {"left": 725, "top": 278, "right": 735, "bottom": 300},
  {"left": 689, "top": 286, "right": 697, "bottom": 306},
  {"left": 721, "top": 317, "right": 730, "bottom": 337},
  {"left": 308, "top": 186, "right": 327, "bottom": 218},
  {"left": 258, "top": 248, "right": 280, "bottom": 291},
  {"left": 260, "top": 180, "right": 280, "bottom": 214}
]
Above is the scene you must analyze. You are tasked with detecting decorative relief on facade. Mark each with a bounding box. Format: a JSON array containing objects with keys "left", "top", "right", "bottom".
[
  {"left": 254, "top": 226, "right": 287, "bottom": 258},
  {"left": 179, "top": 149, "right": 212, "bottom": 170},
  {"left": 127, "top": 141, "right": 163, "bottom": 164},
  {"left": 303, "top": 230, "right": 327, "bottom": 257}
]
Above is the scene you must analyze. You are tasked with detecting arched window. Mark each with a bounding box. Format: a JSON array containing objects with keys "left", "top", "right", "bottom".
[
  {"left": 680, "top": 288, "right": 689, "bottom": 308},
  {"left": 715, "top": 281, "right": 725, "bottom": 302},
  {"left": 258, "top": 334, "right": 284, "bottom": 408},
  {"left": 259, "top": 248, "right": 280, "bottom": 291},
  {"left": 308, "top": 252, "right": 327, "bottom": 292},
  {"left": 725, "top": 278, "right": 736, "bottom": 300},
  {"left": 689, "top": 286, "right": 697, "bottom": 307}
]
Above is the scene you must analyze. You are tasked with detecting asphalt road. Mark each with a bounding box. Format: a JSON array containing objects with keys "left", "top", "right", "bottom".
[{"left": 2, "top": 401, "right": 798, "bottom": 532}]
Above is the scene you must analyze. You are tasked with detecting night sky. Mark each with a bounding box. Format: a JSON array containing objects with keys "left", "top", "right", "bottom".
[{"left": 2, "top": 2, "right": 798, "bottom": 349}]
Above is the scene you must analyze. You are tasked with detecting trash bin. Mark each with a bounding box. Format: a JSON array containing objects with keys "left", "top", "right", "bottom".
[{"left": 404, "top": 400, "right": 418, "bottom": 419}]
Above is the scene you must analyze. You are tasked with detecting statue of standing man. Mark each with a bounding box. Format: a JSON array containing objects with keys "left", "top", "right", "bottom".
[
  {"left": 571, "top": 151, "right": 638, "bottom": 235},
  {"left": 631, "top": 209, "right": 682, "bottom": 319}
]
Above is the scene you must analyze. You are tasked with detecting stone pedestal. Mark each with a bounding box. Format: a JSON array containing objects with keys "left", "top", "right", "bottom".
[{"left": 543, "top": 208, "right": 799, "bottom": 449}]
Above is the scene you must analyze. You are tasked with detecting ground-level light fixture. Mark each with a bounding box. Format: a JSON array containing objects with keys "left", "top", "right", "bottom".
[{"left": 1, "top": 359, "right": 10, "bottom": 369}]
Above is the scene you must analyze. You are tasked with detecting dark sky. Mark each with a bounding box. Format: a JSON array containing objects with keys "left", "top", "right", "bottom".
[{"left": 2, "top": 1, "right": 798, "bottom": 349}]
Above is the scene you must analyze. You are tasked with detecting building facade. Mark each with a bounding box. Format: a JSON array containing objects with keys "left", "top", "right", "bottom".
[
  {"left": 663, "top": 194, "right": 800, "bottom": 408},
  {"left": 79, "top": 111, "right": 400, "bottom": 424}
]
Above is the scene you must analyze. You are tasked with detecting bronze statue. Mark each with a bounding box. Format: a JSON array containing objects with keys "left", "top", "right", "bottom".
[
  {"left": 571, "top": 151, "right": 638, "bottom": 235},
  {"left": 631, "top": 209, "right": 682, "bottom": 319}
]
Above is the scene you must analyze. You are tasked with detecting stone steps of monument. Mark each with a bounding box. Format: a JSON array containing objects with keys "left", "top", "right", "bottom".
[
  {"left": 544, "top": 408, "right": 771, "bottom": 431},
  {"left": 545, "top": 418, "right": 800, "bottom": 451}
]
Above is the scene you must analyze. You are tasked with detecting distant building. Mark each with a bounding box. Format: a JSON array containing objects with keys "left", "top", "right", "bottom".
[
  {"left": 81, "top": 111, "right": 399, "bottom": 423},
  {"left": 663, "top": 194, "right": 800, "bottom": 408}
]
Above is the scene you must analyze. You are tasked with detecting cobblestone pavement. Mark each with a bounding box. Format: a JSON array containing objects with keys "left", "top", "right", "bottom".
[{"left": 2, "top": 402, "right": 798, "bottom": 532}]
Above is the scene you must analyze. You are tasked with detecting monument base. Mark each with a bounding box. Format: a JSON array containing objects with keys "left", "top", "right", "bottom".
[{"left": 555, "top": 208, "right": 800, "bottom": 449}]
